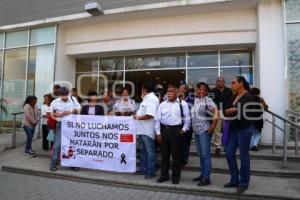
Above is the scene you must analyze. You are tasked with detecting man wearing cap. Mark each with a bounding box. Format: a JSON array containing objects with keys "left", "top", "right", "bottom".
[{"left": 49, "top": 87, "right": 81, "bottom": 171}]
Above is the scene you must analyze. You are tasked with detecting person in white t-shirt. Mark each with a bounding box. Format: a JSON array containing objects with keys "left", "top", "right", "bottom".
[
  {"left": 133, "top": 81, "right": 159, "bottom": 179},
  {"left": 49, "top": 87, "right": 81, "bottom": 172},
  {"left": 114, "top": 87, "right": 136, "bottom": 116},
  {"left": 41, "top": 93, "right": 53, "bottom": 151}
]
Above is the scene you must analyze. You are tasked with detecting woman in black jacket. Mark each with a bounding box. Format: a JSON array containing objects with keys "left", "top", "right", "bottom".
[
  {"left": 224, "top": 76, "right": 254, "bottom": 194},
  {"left": 81, "top": 91, "right": 104, "bottom": 116}
]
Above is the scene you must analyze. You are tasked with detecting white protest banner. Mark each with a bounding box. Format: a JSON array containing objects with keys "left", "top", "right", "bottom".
[{"left": 61, "top": 115, "right": 136, "bottom": 173}]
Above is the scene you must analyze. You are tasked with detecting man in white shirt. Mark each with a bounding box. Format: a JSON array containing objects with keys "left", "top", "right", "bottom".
[
  {"left": 133, "top": 81, "right": 159, "bottom": 179},
  {"left": 155, "top": 85, "right": 190, "bottom": 184},
  {"left": 49, "top": 87, "right": 81, "bottom": 171}
]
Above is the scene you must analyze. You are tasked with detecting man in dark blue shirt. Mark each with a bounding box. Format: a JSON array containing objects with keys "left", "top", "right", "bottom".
[{"left": 211, "top": 77, "right": 233, "bottom": 155}]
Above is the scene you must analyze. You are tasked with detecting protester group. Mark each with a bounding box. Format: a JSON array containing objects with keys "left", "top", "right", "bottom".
[{"left": 22, "top": 75, "right": 268, "bottom": 194}]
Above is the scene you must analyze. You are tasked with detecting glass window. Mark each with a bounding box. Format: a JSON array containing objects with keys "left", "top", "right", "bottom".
[
  {"left": 220, "top": 51, "right": 252, "bottom": 66},
  {"left": 30, "top": 26, "right": 55, "bottom": 45},
  {"left": 28, "top": 45, "right": 55, "bottom": 106},
  {"left": 76, "top": 73, "right": 99, "bottom": 97},
  {"left": 220, "top": 67, "right": 253, "bottom": 85},
  {"left": 6, "top": 30, "right": 28, "bottom": 48},
  {"left": 0, "top": 51, "right": 2, "bottom": 90},
  {"left": 0, "top": 33, "right": 3, "bottom": 49},
  {"left": 76, "top": 58, "right": 98, "bottom": 72},
  {"left": 2, "top": 48, "right": 27, "bottom": 125},
  {"left": 286, "top": 0, "right": 300, "bottom": 22},
  {"left": 287, "top": 23, "right": 300, "bottom": 113},
  {"left": 98, "top": 72, "right": 124, "bottom": 96},
  {"left": 100, "top": 57, "right": 124, "bottom": 71},
  {"left": 188, "top": 52, "right": 218, "bottom": 68},
  {"left": 126, "top": 54, "right": 185, "bottom": 70},
  {"left": 187, "top": 68, "right": 218, "bottom": 87}
]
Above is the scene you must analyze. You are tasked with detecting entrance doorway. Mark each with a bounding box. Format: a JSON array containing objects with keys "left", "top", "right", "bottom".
[{"left": 125, "top": 69, "right": 185, "bottom": 101}]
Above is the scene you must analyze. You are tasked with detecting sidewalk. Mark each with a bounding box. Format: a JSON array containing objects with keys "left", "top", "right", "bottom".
[{"left": 1, "top": 139, "right": 300, "bottom": 200}]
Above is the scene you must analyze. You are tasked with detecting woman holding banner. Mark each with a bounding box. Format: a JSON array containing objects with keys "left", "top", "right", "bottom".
[
  {"left": 114, "top": 87, "right": 136, "bottom": 116},
  {"left": 81, "top": 91, "right": 104, "bottom": 116}
]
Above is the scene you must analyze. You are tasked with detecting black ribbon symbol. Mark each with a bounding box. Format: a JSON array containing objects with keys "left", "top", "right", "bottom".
[{"left": 120, "top": 153, "right": 127, "bottom": 165}]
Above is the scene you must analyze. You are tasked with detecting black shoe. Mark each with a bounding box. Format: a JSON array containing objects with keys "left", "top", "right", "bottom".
[
  {"left": 237, "top": 186, "right": 248, "bottom": 194},
  {"left": 251, "top": 146, "right": 258, "bottom": 151},
  {"left": 197, "top": 179, "right": 211, "bottom": 187},
  {"left": 181, "top": 160, "right": 188, "bottom": 165},
  {"left": 172, "top": 179, "right": 179, "bottom": 185},
  {"left": 157, "top": 177, "right": 169, "bottom": 183},
  {"left": 215, "top": 148, "right": 221, "bottom": 156},
  {"left": 70, "top": 167, "right": 80, "bottom": 171},
  {"left": 224, "top": 182, "right": 238, "bottom": 188},
  {"left": 192, "top": 175, "right": 203, "bottom": 182}
]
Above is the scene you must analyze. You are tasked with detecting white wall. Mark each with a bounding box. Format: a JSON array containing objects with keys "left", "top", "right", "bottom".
[
  {"left": 55, "top": 25, "right": 76, "bottom": 88},
  {"left": 256, "top": 0, "right": 286, "bottom": 144},
  {"left": 64, "top": 9, "right": 257, "bottom": 55}
]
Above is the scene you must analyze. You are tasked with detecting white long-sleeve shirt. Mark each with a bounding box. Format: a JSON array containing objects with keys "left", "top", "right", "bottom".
[{"left": 155, "top": 98, "right": 190, "bottom": 135}]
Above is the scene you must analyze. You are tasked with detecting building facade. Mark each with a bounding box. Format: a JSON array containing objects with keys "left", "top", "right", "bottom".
[{"left": 0, "top": 0, "right": 299, "bottom": 144}]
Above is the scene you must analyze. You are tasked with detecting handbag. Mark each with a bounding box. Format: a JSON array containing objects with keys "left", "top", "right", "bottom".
[
  {"left": 221, "top": 120, "right": 230, "bottom": 147},
  {"left": 47, "top": 130, "right": 56, "bottom": 142},
  {"left": 47, "top": 116, "right": 57, "bottom": 130}
]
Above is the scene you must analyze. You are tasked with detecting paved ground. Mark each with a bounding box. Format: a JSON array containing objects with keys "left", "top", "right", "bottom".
[
  {"left": 0, "top": 171, "right": 228, "bottom": 200},
  {"left": 1, "top": 139, "right": 300, "bottom": 200}
]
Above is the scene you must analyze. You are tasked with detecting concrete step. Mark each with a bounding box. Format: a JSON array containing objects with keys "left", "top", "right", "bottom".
[
  {"left": 34, "top": 150, "right": 300, "bottom": 179},
  {"left": 259, "top": 143, "right": 300, "bottom": 151},
  {"left": 188, "top": 145, "right": 300, "bottom": 162},
  {"left": 32, "top": 140, "right": 300, "bottom": 162},
  {"left": 2, "top": 156, "right": 300, "bottom": 200}
]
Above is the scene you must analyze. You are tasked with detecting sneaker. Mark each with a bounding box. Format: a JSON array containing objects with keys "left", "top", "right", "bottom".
[
  {"left": 50, "top": 166, "right": 57, "bottom": 171},
  {"left": 25, "top": 151, "right": 37, "bottom": 157}
]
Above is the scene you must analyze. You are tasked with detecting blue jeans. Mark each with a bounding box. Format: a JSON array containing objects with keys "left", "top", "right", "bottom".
[
  {"left": 225, "top": 127, "right": 252, "bottom": 187},
  {"left": 50, "top": 122, "right": 61, "bottom": 168},
  {"left": 194, "top": 131, "right": 212, "bottom": 180},
  {"left": 250, "top": 127, "right": 261, "bottom": 148},
  {"left": 23, "top": 126, "right": 35, "bottom": 152},
  {"left": 140, "top": 135, "right": 156, "bottom": 176}
]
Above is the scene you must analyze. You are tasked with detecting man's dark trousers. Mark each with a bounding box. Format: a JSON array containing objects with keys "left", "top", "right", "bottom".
[{"left": 160, "top": 124, "right": 183, "bottom": 182}]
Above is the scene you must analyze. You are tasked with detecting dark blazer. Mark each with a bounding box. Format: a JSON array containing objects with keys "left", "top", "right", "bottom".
[{"left": 81, "top": 105, "right": 104, "bottom": 116}]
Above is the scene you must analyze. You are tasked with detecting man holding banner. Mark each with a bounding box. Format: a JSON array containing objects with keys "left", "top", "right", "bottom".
[
  {"left": 49, "top": 87, "right": 81, "bottom": 171},
  {"left": 134, "top": 81, "right": 159, "bottom": 179}
]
